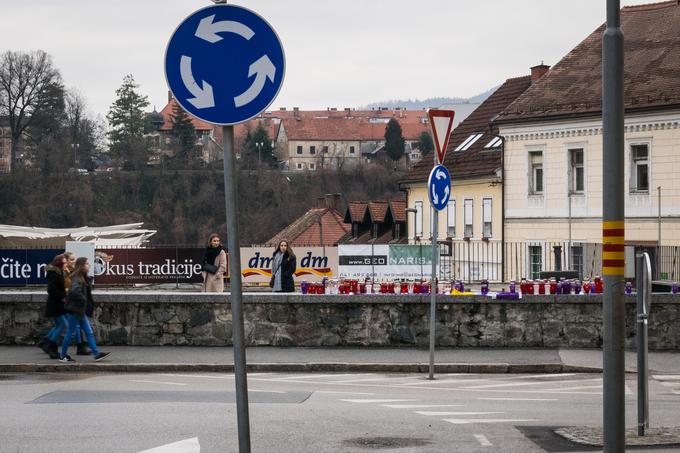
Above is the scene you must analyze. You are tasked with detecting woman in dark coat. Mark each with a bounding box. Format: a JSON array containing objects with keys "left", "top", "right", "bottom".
[
  {"left": 271, "top": 240, "right": 296, "bottom": 293},
  {"left": 40, "top": 254, "right": 67, "bottom": 359}
]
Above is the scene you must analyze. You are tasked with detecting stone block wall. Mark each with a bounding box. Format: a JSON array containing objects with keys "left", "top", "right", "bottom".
[{"left": 0, "top": 292, "right": 679, "bottom": 349}]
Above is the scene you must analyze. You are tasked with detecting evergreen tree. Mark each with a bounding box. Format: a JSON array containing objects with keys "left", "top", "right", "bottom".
[
  {"left": 384, "top": 118, "right": 405, "bottom": 162},
  {"left": 243, "top": 123, "right": 275, "bottom": 166},
  {"left": 106, "top": 74, "right": 150, "bottom": 170},
  {"left": 417, "top": 131, "right": 434, "bottom": 156},
  {"left": 171, "top": 102, "right": 197, "bottom": 166}
]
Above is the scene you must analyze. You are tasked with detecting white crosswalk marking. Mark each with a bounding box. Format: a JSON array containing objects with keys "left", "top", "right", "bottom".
[
  {"left": 461, "top": 377, "right": 602, "bottom": 390},
  {"left": 474, "top": 434, "right": 493, "bottom": 447},
  {"left": 653, "top": 375, "right": 680, "bottom": 381},
  {"left": 279, "top": 373, "right": 375, "bottom": 380},
  {"left": 479, "top": 397, "right": 557, "bottom": 402}
]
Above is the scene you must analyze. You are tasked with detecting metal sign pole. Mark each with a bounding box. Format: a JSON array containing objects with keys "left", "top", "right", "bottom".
[
  {"left": 429, "top": 148, "right": 438, "bottom": 380},
  {"left": 222, "top": 125, "right": 251, "bottom": 453},
  {"left": 602, "top": 0, "right": 625, "bottom": 451}
]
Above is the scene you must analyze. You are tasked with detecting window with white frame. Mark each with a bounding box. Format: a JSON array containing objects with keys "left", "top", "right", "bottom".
[
  {"left": 570, "top": 244, "right": 584, "bottom": 279},
  {"left": 569, "top": 148, "right": 584, "bottom": 193},
  {"left": 529, "top": 151, "right": 543, "bottom": 194},
  {"left": 414, "top": 201, "right": 423, "bottom": 237},
  {"left": 296, "top": 145, "right": 303, "bottom": 155},
  {"left": 308, "top": 162, "right": 316, "bottom": 170},
  {"left": 482, "top": 198, "right": 492, "bottom": 238},
  {"left": 464, "top": 199, "right": 473, "bottom": 238},
  {"left": 296, "top": 163, "right": 304, "bottom": 170},
  {"left": 529, "top": 245, "right": 542, "bottom": 279},
  {"left": 447, "top": 200, "right": 456, "bottom": 238},
  {"left": 630, "top": 144, "right": 649, "bottom": 192},
  {"left": 310, "top": 145, "right": 316, "bottom": 155}
]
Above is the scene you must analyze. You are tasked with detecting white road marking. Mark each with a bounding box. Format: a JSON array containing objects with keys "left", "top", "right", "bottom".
[
  {"left": 653, "top": 375, "right": 680, "bottom": 381},
  {"left": 137, "top": 436, "right": 200, "bottom": 452},
  {"left": 461, "top": 377, "right": 602, "bottom": 390},
  {"left": 479, "top": 397, "right": 558, "bottom": 402},
  {"left": 314, "top": 391, "right": 376, "bottom": 395},
  {"left": 249, "top": 389, "right": 286, "bottom": 394},
  {"left": 129, "top": 380, "right": 188, "bottom": 386},
  {"left": 539, "top": 385, "right": 603, "bottom": 392},
  {"left": 278, "top": 373, "right": 375, "bottom": 380},
  {"left": 474, "top": 434, "right": 493, "bottom": 447},
  {"left": 340, "top": 399, "right": 417, "bottom": 404},
  {"left": 398, "top": 377, "right": 494, "bottom": 386},
  {"left": 382, "top": 404, "right": 464, "bottom": 409},
  {"left": 159, "top": 374, "right": 229, "bottom": 380},
  {"left": 443, "top": 418, "right": 537, "bottom": 425},
  {"left": 331, "top": 377, "right": 418, "bottom": 384},
  {"left": 416, "top": 411, "right": 503, "bottom": 416}
]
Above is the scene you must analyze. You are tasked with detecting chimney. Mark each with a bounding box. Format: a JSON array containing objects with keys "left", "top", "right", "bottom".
[
  {"left": 324, "top": 193, "right": 341, "bottom": 211},
  {"left": 317, "top": 196, "right": 326, "bottom": 208},
  {"left": 531, "top": 63, "right": 550, "bottom": 82},
  {"left": 293, "top": 107, "right": 299, "bottom": 118},
  {"left": 167, "top": 90, "right": 173, "bottom": 103}
]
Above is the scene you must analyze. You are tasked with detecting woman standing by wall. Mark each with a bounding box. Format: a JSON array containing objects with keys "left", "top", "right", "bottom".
[
  {"left": 59, "top": 257, "right": 110, "bottom": 362},
  {"left": 270, "top": 240, "right": 296, "bottom": 293},
  {"left": 202, "top": 233, "right": 227, "bottom": 293}
]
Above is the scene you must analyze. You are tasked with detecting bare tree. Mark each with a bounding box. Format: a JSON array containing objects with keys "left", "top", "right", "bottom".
[{"left": 0, "top": 50, "right": 62, "bottom": 171}]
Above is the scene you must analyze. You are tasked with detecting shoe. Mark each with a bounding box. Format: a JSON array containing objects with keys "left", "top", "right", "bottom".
[
  {"left": 37, "top": 338, "right": 46, "bottom": 348},
  {"left": 40, "top": 339, "right": 53, "bottom": 355},
  {"left": 76, "top": 343, "right": 91, "bottom": 356},
  {"left": 93, "top": 352, "right": 111, "bottom": 362},
  {"left": 42, "top": 340, "right": 60, "bottom": 359},
  {"left": 59, "top": 355, "right": 75, "bottom": 363}
]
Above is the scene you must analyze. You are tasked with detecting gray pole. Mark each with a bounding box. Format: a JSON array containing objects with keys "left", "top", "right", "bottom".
[
  {"left": 658, "top": 186, "right": 661, "bottom": 276},
  {"left": 636, "top": 253, "right": 649, "bottom": 436},
  {"left": 428, "top": 150, "right": 438, "bottom": 380},
  {"left": 429, "top": 208, "right": 438, "bottom": 379},
  {"left": 222, "top": 125, "right": 251, "bottom": 453},
  {"left": 602, "top": 0, "right": 626, "bottom": 451}
]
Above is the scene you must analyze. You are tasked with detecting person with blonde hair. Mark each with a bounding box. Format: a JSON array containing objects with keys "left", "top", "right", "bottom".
[
  {"left": 59, "top": 257, "right": 110, "bottom": 362},
  {"left": 201, "top": 233, "right": 227, "bottom": 292}
]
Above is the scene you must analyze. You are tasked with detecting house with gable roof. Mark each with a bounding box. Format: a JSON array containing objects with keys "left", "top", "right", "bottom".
[{"left": 495, "top": 1, "right": 680, "bottom": 278}]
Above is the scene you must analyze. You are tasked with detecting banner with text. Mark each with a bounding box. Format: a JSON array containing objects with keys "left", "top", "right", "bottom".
[
  {"left": 240, "top": 246, "right": 337, "bottom": 283},
  {"left": 93, "top": 248, "right": 210, "bottom": 284}
]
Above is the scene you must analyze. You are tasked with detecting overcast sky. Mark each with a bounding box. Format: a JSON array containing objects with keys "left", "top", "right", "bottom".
[{"left": 1, "top": 0, "right": 651, "bottom": 118}]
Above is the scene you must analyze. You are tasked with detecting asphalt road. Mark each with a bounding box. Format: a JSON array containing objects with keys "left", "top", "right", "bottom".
[{"left": 1, "top": 371, "right": 679, "bottom": 453}]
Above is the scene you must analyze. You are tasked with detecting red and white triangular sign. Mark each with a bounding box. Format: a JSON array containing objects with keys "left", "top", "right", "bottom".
[{"left": 427, "top": 109, "right": 456, "bottom": 165}]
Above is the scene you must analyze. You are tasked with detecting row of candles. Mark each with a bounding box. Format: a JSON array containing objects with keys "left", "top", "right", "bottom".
[{"left": 299, "top": 277, "right": 680, "bottom": 295}]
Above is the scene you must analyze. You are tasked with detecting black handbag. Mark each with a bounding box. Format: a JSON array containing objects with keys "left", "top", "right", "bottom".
[{"left": 203, "top": 261, "right": 219, "bottom": 274}]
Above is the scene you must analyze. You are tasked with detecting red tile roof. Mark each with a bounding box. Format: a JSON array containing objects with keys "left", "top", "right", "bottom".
[
  {"left": 158, "top": 98, "right": 215, "bottom": 131},
  {"left": 280, "top": 116, "right": 428, "bottom": 141},
  {"left": 497, "top": 1, "right": 680, "bottom": 123},
  {"left": 345, "top": 202, "right": 369, "bottom": 223},
  {"left": 367, "top": 201, "right": 389, "bottom": 223},
  {"left": 390, "top": 200, "right": 407, "bottom": 223},
  {"left": 401, "top": 75, "right": 533, "bottom": 184},
  {"left": 267, "top": 207, "right": 349, "bottom": 247}
]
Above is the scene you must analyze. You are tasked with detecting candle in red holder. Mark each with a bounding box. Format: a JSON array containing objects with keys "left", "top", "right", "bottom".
[
  {"left": 526, "top": 281, "right": 534, "bottom": 295},
  {"left": 359, "top": 283, "right": 366, "bottom": 294},
  {"left": 583, "top": 281, "right": 591, "bottom": 294},
  {"left": 350, "top": 279, "right": 359, "bottom": 294},
  {"left": 414, "top": 282, "right": 421, "bottom": 294},
  {"left": 538, "top": 281, "right": 546, "bottom": 294},
  {"left": 594, "top": 276, "right": 603, "bottom": 294},
  {"left": 400, "top": 282, "right": 409, "bottom": 294},
  {"left": 520, "top": 279, "right": 528, "bottom": 294},
  {"left": 550, "top": 279, "right": 557, "bottom": 294}
]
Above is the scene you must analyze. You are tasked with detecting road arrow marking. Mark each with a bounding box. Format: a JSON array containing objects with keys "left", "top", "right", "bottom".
[
  {"left": 180, "top": 56, "right": 215, "bottom": 109},
  {"left": 138, "top": 437, "right": 200, "bottom": 453},
  {"left": 234, "top": 55, "right": 276, "bottom": 107},
  {"left": 195, "top": 15, "right": 254, "bottom": 43}
]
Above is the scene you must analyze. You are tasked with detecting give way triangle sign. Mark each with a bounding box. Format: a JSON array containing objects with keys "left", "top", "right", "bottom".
[{"left": 427, "top": 109, "right": 456, "bottom": 165}]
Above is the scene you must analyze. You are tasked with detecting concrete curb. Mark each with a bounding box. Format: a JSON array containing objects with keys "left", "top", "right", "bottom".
[{"left": 0, "top": 362, "right": 604, "bottom": 374}]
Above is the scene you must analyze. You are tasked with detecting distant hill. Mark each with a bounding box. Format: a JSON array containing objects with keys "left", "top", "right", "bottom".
[{"left": 362, "top": 86, "right": 498, "bottom": 110}]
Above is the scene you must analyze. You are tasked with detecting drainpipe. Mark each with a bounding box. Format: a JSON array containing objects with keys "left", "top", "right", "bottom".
[{"left": 500, "top": 135, "right": 506, "bottom": 283}]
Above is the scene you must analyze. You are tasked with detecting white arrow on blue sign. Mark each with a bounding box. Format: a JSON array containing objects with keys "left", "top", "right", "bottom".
[
  {"left": 428, "top": 164, "right": 451, "bottom": 211},
  {"left": 165, "top": 4, "right": 285, "bottom": 126}
]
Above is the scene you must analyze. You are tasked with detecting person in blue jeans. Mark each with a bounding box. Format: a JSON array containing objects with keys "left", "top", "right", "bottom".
[
  {"left": 39, "top": 254, "right": 84, "bottom": 358},
  {"left": 59, "top": 257, "right": 110, "bottom": 363}
]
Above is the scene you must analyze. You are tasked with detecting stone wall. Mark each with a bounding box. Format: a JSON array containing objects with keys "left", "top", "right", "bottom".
[{"left": 1, "top": 292, "right": 679, "bottom": 349}]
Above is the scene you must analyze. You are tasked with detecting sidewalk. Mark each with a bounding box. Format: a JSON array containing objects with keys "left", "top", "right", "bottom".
[{"left": 2, "top": 346, "right": 680, "bottom": 374}]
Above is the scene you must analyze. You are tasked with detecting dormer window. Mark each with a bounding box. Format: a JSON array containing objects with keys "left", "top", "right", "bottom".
[{"left": 352, "top": 223, "right": 359, "bottom": 239}]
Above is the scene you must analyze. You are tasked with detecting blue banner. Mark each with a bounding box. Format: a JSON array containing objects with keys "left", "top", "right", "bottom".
[{"left": 0, "top": 249, "right": 61, "bottom": 286}]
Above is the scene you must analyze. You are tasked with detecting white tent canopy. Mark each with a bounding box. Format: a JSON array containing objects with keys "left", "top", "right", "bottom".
[{"left": 0, "top": 223, "right": 157, "bottom": 247}]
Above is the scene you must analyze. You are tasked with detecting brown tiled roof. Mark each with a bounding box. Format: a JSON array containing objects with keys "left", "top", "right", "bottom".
[
  {"left": 368, "top": 201, "right": 389, "bottom": 223},
  {"left": 158, "top": 98, "right": 215, "bottom": 131},
  {"left": 345, "top": 202, "right": 369, "bottom": 223},
  {"left": 389, "top": 200, "right": 406, "bottom": 223},
  {"left": 497, "top": 1, "right": 680, "bottom": 123},
  {"left": 267, "top": 208, "right": 349, "bottom": 247},
  {"left": 400, "top": 75, "right": 532, "bottom": 184},
  {"left": 280, "top": 116, "right": 428, "bottom": 141}
]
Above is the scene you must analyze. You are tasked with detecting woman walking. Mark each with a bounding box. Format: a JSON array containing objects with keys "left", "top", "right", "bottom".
[
  {"left": 270, "top": 240, "right": 296, "bottom": 293},
  {"left": 39, "top": 254, "right": 67, "bottom": 359},
  {"left": 59, "top": 257, "right": 110, "bottom": 362},
  {"left": 201, "top": 233, "right": 227, "bottom": 293},
  {"left": 62, "top": 251, "right": 88, "bottom": 355}
]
